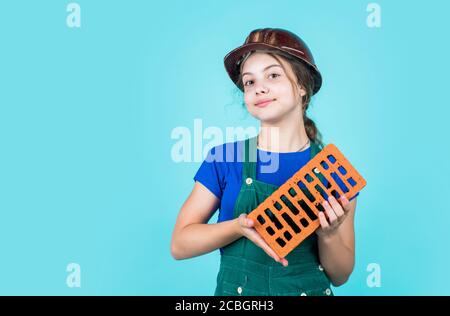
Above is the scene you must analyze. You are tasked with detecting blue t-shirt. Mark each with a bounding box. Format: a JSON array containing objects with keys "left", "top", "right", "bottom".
[{"left": 193, "top": 140, "right": 359, "bottom": 223}]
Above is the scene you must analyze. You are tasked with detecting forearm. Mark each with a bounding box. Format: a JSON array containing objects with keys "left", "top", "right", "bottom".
[
  {"left": 318, "top": 232, "right": 355, "bottom": 286},
  {"left": 171, "top": 218, "right": 242, "bottom": 260}
]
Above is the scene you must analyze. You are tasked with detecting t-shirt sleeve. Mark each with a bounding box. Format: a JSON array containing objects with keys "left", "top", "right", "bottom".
[{"left": 193, "top": 146, "right": 225, "bottom": 200}]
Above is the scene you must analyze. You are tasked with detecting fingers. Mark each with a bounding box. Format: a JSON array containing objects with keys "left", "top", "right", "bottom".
[
  {"left": 238, "top": 214, "right": 254, "bottom": 228},
  {"left": 318, "top": 211, "right": 329, "bottom": 230},
  {"left": 278, "top": 257, "right": 289, "bottom": 267},
  {"left": 239, "top": 214, "right": 288, "bottom": 267},
  {"left": 318, "top": 195, "right": 349, "bottom": 235},
  {"left": 327, "top": 196, "right": 345, "bottom": 217},
  {"left": 238, "top": 213, "right": 247, "bottom": 226},
  {"left": 322, "top": 199, "right": 338, "bottom": 225},
  {"left": 339, "top": 194, "right": 351, "bottom": 212},
  {"left": 248, "top": 231, "right": 282, "bottom": 263}
]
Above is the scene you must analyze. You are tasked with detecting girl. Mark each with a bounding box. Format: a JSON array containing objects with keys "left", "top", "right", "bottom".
[{"left": 171, "top": 28, "right": 358, "bottom": 296}]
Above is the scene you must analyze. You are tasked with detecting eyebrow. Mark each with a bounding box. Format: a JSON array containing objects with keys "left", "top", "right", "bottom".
[{"left": 242, "top": 64, "right": 282, "bottom": 77}]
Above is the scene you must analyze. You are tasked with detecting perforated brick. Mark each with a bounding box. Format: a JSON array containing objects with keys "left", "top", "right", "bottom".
[{"left": 247, "top": 143, "right": 367, "bottom": 258}]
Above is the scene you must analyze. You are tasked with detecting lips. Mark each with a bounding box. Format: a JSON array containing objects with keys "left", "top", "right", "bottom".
[{"left": 255, "top": 99, "right": 275, "bottom": 107}]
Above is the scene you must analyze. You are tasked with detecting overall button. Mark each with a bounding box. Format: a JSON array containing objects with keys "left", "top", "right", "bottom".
[
  {"left": 314, "top": 167, "right": 320, "bottom": 174},
  {"left": 325, "top": 288, "right": 331, "bottom": 296},
  {"left": 237, "top": 286, "right": 243, "bottom": 294},
  {"left": 318, "top": 264, "right": 324, "bottom": 271},
  {"left": 245, "top": 177, "right": 253, "bottom": 185}
]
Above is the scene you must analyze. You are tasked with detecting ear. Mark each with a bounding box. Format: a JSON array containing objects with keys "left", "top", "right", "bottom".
[{"left": 299, "top": 86, "right": 307, "bottom": 97}]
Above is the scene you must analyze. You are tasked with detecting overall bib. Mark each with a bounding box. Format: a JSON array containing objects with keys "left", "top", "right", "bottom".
[{"left": 214, "top": 136, "right": 334, "bottom": 296}]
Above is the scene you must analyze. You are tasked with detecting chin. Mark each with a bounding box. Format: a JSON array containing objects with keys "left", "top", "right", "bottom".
[
  {"left": 254, "top": 113, "right": 285, "bottom": 125},
  {"left": 250, "top": 106, "right": 280, "bottom": 119}
]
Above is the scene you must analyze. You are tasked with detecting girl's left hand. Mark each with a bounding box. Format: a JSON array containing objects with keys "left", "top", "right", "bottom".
[{"left": 316, "top": 195, "right": 351, "bottom": 238}]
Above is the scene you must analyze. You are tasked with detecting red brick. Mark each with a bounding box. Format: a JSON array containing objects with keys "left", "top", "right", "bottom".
[{"left": 247, "top": 144, "right": 367, "bottom": 258}]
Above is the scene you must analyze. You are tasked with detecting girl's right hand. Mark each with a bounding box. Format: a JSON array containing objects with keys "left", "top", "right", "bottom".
[{"left": 237, "top": 213, "right": 289, "bottom": 267}]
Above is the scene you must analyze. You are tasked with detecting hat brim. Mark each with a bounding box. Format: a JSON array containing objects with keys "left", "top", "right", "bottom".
[{"left": 224, "top": 42, "right": 322, "bottom": 95}]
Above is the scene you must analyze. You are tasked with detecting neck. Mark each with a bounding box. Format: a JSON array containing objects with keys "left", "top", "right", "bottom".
[{"left": 257, "top": 115, "right": 310, "bottom": 153}]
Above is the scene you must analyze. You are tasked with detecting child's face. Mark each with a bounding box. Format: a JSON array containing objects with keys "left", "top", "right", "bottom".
[{"left": 241, "top": 52, "right": 306, "bottom": 124}]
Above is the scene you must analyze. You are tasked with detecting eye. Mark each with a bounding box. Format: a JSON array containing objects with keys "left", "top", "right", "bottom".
[
  {"left": 244, "top": 80, "right": 253, "bottom": 86},
  {"left": 243, "top": 73, "right": 280, "bottom": 87}
]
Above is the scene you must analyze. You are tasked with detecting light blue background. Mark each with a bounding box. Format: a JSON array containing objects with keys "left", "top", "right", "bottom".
[{"left": 0, "top": 0, "right": 449, "bottom": 295}]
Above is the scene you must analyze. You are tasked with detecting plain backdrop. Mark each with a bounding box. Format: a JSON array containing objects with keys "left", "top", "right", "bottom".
[{"left": 0, "top": 0, "right": 449, "bottom": 295}]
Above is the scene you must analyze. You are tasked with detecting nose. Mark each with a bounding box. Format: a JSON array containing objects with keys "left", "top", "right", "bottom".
[{"left": 255, "top": 83, "right": 269, "bottom": 95}]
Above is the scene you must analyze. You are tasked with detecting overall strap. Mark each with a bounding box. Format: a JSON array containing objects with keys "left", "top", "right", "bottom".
[
  {"left": 310, "top": 140, "right": 321, "bottom": 158},
  {"left": 235, "top": 136, "right": 258, "bottom": 258},
  {"left": 241, "top": 136, "right": 258, "bottom": 181},
  {"left": 309, "top": 141, "right": 328, "bottom": 186}
]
